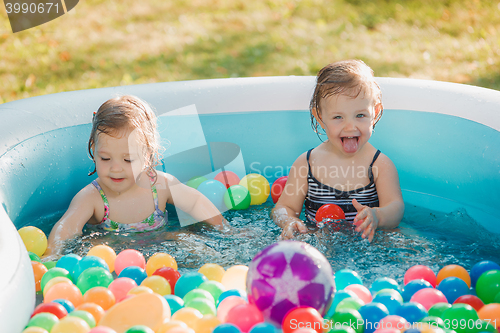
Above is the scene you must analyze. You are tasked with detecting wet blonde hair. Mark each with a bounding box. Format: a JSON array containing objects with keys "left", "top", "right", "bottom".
[
  {"left": 310, "top": 60, "right": 383, "bottom": 135},
  {"left": 88, "top": 95, "right": 162, "bottom": 182}
]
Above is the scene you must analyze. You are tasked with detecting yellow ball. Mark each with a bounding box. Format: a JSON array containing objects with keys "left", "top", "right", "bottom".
[
  {"left": 22, "top": 327, "right": 48, "bottom": 333},
  {"left": 198, "top": 263, "right": 225, "bottom": 282},
  {"left": 193, "top": 315, "right": 221, "bottom": 333},
  {"left": 127, "top": 286, "right": 154, "bottom": 296},
  {"left": 18, "top": 226, "right": 47, "bottom": 257},
  {"left": 221, "top": 265, "right": 248, "bottom": 291},
  {"left": 146, "top": 252, "right": 178, "bottom": 276},
  {"left": 87, "top": 245, "right": 116, "bottom": 273},
  {"left": 171, "top": 307, "right": 203, "bottom": 329},
  {"left": 43, "top": 276, "right": 73, "bottom": 297},
  {"left": 239, "top": 174, "right": 270, "bottom": 205},
  {"left": 50, "top": 316, "right": 90, "bottom": 333},
  {"left": 141, "top": 275, "right": 172, "bottom": 296},
  {"left": 156, "top": 319, "right": 189, "bottom": 333}
]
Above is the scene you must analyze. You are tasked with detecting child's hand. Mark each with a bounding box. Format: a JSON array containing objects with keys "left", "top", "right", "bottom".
[
  {"left": 352, "top": 199, "right": 379, "bottom": 242},
  {"left": 280, "top": 220, "right": 308, "bottom": 240}
]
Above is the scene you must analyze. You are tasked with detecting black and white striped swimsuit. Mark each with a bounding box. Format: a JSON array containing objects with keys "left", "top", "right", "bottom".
[{"left": 304, "top": 148, "right": 381, "bottom": 224}]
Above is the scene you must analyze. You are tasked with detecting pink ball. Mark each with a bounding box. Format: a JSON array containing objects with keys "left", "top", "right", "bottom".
[
  {"left": 378, "top": 315, "right": 408, "bottom": 331},
  {"left": 88, "top": 327, "right": 118, "bottom": 333},
  {"left": 404, "top": 265, "right": 437, "bottom": 287},
  {"left": 345, "top": 284, "right": 372, "bottom": 304},
  {"left": 107, "top": 277, "right": 137, "bottom": 302},
  {"left": 216, "top": 296, "right": 248, "bottom": 323},
  {"left": 114, "top": 249, "right": 146, "bottom": 275},
  {"left": 226, "top": 303, "right": 264, "bottom": 332},
  {"left": 410, "top": 288, "right": 447, "bottom": 310}
]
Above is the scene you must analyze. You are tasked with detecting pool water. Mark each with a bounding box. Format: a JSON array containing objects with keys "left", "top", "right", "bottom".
[{"left": 35, "top": 203, "right": 500, "bottom": 286}]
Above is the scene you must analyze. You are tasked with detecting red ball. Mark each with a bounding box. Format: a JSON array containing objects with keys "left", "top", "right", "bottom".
[
  {"left": 214, "top": 171, "right": 240, "bottom": 189},
  {"left": 271, "top": 176, "right": 288, "bottom": 204},
  {"left": 282, "top": 307, "right": 324, "bottom": 333},
  {"left": 404, "top": 265, "right": 437, "bottom": 287},
  {"left": 31, "top": 302, "right": 68, "bottom": 319},
  {"left": 225, "top": 303, "right": 264, "bottom": 333},
  {"left": 453, "top": 294, "right": 484, "bottom": 312},
  {"left": 315, "top": 204, "right": 345, "bottom": 223},
  {"left": 153, "top": 266, "right": 181, "bottom": 293}
]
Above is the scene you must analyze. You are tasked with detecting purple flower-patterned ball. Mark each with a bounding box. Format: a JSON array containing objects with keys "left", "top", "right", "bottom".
[{"left": 246, "top": 241, "right": 335, "bottom": 326}]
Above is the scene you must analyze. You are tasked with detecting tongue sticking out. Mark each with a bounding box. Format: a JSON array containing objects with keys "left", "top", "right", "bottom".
[{"left": 342, "top": 137, "right": 359, "bottom": 153}]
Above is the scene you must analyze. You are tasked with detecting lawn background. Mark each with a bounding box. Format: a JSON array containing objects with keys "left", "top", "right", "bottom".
[{"left": 1, "top": 0, "right": 500, "bottom": 104}]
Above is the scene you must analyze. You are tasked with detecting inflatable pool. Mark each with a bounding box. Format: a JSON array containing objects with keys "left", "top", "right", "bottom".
[{"left": 1, "top": 76, "right": 499, "bottom": 332}]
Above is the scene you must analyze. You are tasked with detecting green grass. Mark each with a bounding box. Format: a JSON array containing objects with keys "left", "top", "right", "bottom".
[{"left": 1, "top": 0, "right": 500, "bottom": 104}]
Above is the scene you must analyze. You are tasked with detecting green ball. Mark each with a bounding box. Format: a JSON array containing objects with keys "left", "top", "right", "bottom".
[
  {"left": 494, "top": 290, "right": 500, "bottom": 303},
  {"left": 187, "top": 176, "right": 208, "bottom": 189},
  {"left": 330, "top": 308, "right": 363, "bottom": 333},
  {"left": 183, "top": 288, "right": 214, "bottom": 305},
  {"left": 43, "top": 261, "right": 57, "bottom": 270},
  {"left": 335, "top": 297, "right": 364, "bottom": 312},
  {"left": 420, "top": 316, "right": 445, "bottom": 328},
  {"left": 474, "top": 320, "right": 497, "bottom": 332},
  {"left": 476, "top": 269, "right": 500, "bottom": 304},
  {"left": 199, "top": 280, "right": 225, "bottom": 304},
  {"left": 40, "top": 267, "right": 71, "bottom": 291},
  {"left": 76, "top": 267, "right": 114, "bottom": 294},
  {"left": 185, "top": 297, "right": 216, "bottom": 316},
  {"left": 69, "top": 310, "right": 96, "bottom": 328},
  {"left": 441, "top": 303, "right": 479, "bottom": 333},
  {"left": 29, "top": 251, "right": 41, "bottom": 262},
  {"left": 428, "top": 302, "right": 451, "bottom": 318},
  {"left": 125, "top": 325, "right": 155, "bottom": 333},
  {"left": 27, "top": 312, "right": 59, "bottom": 331},
  {"left": 223, "top": 185, "right": 251, "bottom": 210},
  {"left": 328, "top": 326, "right": 356, "bottom": 333}
]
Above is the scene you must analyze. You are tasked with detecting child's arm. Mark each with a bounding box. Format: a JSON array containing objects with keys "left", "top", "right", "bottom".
[
  {"left": 353, "top": 155, "right": 404, "bottom": 241},
  {"left": 271, "top": 153, "right": 309, "bottom": 239},
  {"left": 45, "top": 186, "right": 97, "bottom": 258}
]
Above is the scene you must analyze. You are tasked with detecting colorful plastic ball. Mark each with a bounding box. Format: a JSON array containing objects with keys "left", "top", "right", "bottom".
[
  {"left": 153, "top": 267, "right": 181, "bottom": 293},
  {"left": 187, "top": 176, "right": 208, "bottom": 189},
  {"left": 87, "top": 245, "right": 117, "bottom": 273},
  {"left": 225, "top": 303, "right": 263, "bottom": 333},
  {"left": 199, "top": 263, "right": 225, "bottom": 282},
  {"left": 217, "top": 296, "right": 248, "bottom": 323},
  {"left": 44, "top": 283, "right": 83, "bottom": 307},
  {"left": 171, "top": 307, "right": 204, "bottom": 330},
  {"left": 43, "top": 261, "right": 57, "bottom": 270},
  {"left": 345, "top": 284, "right": 372, "bottom": 304},
  {"left": 373, "top": 289, "right": 403, "bottom": 302},
  {"left": 175, "top": 271, "right": 208, "bottom": 298},
  {"left": 107, "top": 277, "right": 137, "bottom": 302},
  {"left": 316, "top": 204, "right": 345, "bottom": 223},
  {"left": 282, "top": 307, "right": 323, "bottom": 333},
  {"left": 215, "top": 171, "right": 241, "bottom": 189},
  {"left": 52, "top": 299, "right": 75, "bottom": 313},
  {"left": 335, "top": 269, "right": 363, "bottom": 290},
  {"left": 378, "top": 315, "right": 409, "bottom": 332},
  {"left": 184, "top": 288, "right": 215, "bottom": 304},
  {"left": 372, "top": 292, "right": 403, "bottom": 315},
  {"left": 41, "top": 267, "right": 72, "bottom": 292},
  {"left": 325, "top": 290, "right": 357, "bottom": 318},
  {"left": 470, "top": 261, "right": 500, "bottom": 287},
  {"left": 124, "top": 325, "right": 155, "bottom": 333},
  {"left": 32, "top": 302, "right": 68, "bottom": 319},
  {"left": 358, "top": 303, "right": 389, "bottom": 333},
  {"left": 50, "top": 316, "right": 91, "bottom": 333},
  {"left": 270, "top": 176, "right": 288, "bottom": 204},
  {"left": 239, "top": 174, "right": 270, "bottom": 205},
  {"left": 146, "top": 252, "right": 177, "bottom": 276},
  {"left": 199, "top": 280, "right": 226, "bottom": 304},
  {"left": 404, "top": 265, "right": 437, "bottom": 287},
  {"left": 410, "top": 288, "right": 447, "bottom": 310},
  {"left": 83, "top": 286, "right": 116, "bottom": 311},
  {"left": 420, "top": 315, "right": 445, "bottom": 329},
  {"left": 328, "top": 327, "right": 355, "bottom": 333},
  {"left": 436, "top": 276, "right": 470, "bottom": 303},
  {"left": 218, "top": 289, "right": 247, "bottom": 304},
  {"left": 428, "top": 302, "right": 451, "bottom": 318},
  {"left": 475, "top": 269, "right": 500, "bottom": 304},
  {"left": 27, "top": 312, "right": 59, "bottom": 332},
  {"left": 453, "top": 294, "right": 484, "bottom": 312},
  {"left": 401, "top": 279, "right": 433, "bottom": 302},
  {"left": 335, "top": 297, "right": 365, "bottom": 312},
  {"left": 29, "top": 251, "right": 41, "bottom": 262},
  {"left": 221, "top": 265, "right": 248, "bottom": 291},
  {"left": 115, "top": 249, "right": 146, "bottom": 276},
  {"left": 224, "top": 185, "right": 251, "bottom": 210},
  {"left": 394, "top": 302, "right": 428, "bottom": 323},
  {"left": 213, "top": 323, "right": 242, "bottom": 333},
  {"left": 477, "top": 303, "right": 500, "bottom": 328},
  {"left": 76, "top": 302, "right": 106, "bottom": 325},
  {"left": 32, "top": 261, "right": 48, "bottom": 292},
  {"left": 156, "top": 320, "right": 189, "bottom": 333},
  {"left": 127, "top": 286, "right": 154, "bottom": 296},
  {"left": 437, "top": 264, "right": 471, "bottom": 288},
  {"left": 18, "top": 226, "right": 48, "bottom": 257},
  {"left": 194, "top": 315, "right": 222, "bottom": 333},
  {"left": 21, "top": 327, "right": 49, "bottom": 333},
  {"left": 72, "top": 255, "right": 109, "bottom": 281},
  {"left": 185, "top": 297, "right": 217, "bottom": 316},
  {"left": 69, "top": 309, "right": 96, "bottom": 328},
  {"left": 164, "top": 294, "right": 185, "bottom": 314},
  {"left": 441, "top": 303, "right": 479, "bottom": 333},
  {"left": 56, "top": 254, "right": 82, "bottom": 275},
  {"left": 141, "top": 275, "right": 172, "bottom": 296},
  {"left": 330, "top": 308, "right": 363, "bottom": 333},
  {"left": 249, "top": 322, "right": 278, "bottom": 333},
  {"left": 118, "top": 266, "right": 148, "bottom": 286},
  {"left": 197, "top": 179, "right": 228, "bottom": 211},
  {"left": 77, "top": 267, "right": 114, "bottom": 294},
  {"left": 44, "top": 277, "right": 73, "bottom": 298},
  {"left": 370, "top": 277, "right": 401, "bottom": 295}
]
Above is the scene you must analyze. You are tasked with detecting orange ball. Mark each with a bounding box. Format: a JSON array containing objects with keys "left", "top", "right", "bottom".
[
  {"left": 87, "top": 245, "right": 117, "bottom": 273},
  {"left": 146, "top": 252, "right": 178, "bottom": 276},
  {"left": 171, "top": 307, "right": 203, "bottom": 329},
  {"left": 437, "top": 264, "right": 471, "bottom": 288},
  {"left": 32, "top": 261, "right": 48, "bottom": 292},
  {"left": 83, "top": 286, "right": 116, "bottom": 310},
  {"left": 193, "top": 314, "right": 221, "bottom": 333},
  {"left": 76, "top": 302, "right": 105, "bottom": 325},
  {"left": 44, "top": 282, "right": 83, "bottom": 307},
  {"left": 478, "top": 303, "right": 500, "bottom": 328},
  {"left": 156, "top": 320, "right": 189, "bottom": 333},
  {"left": 43, "top": 277, "right": 73, "bottom": 297}
]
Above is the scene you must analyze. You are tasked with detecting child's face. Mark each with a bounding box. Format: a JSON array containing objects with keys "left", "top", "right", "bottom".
[
  {"left": 315, "top": 93, "right": 380, "bottom": 155},
  {"left": 94, "top": 128, "right": 146, "bottom": 193}
]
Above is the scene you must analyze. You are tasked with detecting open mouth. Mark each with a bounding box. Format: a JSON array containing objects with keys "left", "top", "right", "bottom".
[
  {"left": 111, "top": 177, "right": 125, "bottom": 183},
  {"left": 341, "top": 136, "right": 359, "bottom": 153}
]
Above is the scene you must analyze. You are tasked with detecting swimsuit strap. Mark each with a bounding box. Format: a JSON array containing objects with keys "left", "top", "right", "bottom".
[
  {"left": 306, "top": 148, "right": 314, "bottom": 176},
  {"left": 91, "top": 180, "right": 110, "bottom": 221},
  {"left": 368, "top": 150, "right": 381, "bottom": 181}
]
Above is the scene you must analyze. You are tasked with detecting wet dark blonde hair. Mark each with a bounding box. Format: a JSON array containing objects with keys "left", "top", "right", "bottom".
[
  {"left": 88, "top": 95, "right": 162, "bottom": 182},
  {"left": 310, "top": 60, "right": 383, "bottom": 135}
]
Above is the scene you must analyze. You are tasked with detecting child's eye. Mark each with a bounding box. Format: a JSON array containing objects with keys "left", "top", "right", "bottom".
[
  {"left": 333, "top": 116, "right": 342, "bottom": 119},
  {"left": 100, "top": 157, "right": 110, "bottom": 161},
  {"left": 124, "top": 159, "right": 133, "bottom": 163},
  {"left": 356, "top": 114, "right": 366, "bottom": 118}
]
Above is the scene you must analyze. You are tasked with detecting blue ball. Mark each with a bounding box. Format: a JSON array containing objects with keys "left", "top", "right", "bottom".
[
  {"left": 217, "top": 289, "right": 247, "bottom": 305},
  {"left": 358, "top": 302, "right": 389, "bottom": 333},
  {"left": 56, "top": 254, "right": 81, "bottom": 274},
  {"left": 335, "top": 269, "right": 363, "bottom": 290},
  {"left": 402, "top": 279, "right": 433, "bottom": 302},
  {"left": 249, "top": 323, "right": 277, "bottom": 333},
  {"left": 436, "top": 276, "right": 470, "bottom": 303},
  {"left": 470, "top": 261, "right": 500, "bottom": 287},
  {"left": 118, "top": 266, "right": 148, "bottom": 285},
  {"left": 370, "top": 277, "right": 401, "bottom": 295},
  {"left": 372, "top": 292, "right": 403, "bottom": 315},
  {"left": 163, "top": 295, "right": 184, "bottom": 314},
  {"left": 72, "top": 255, "right": 109, "bottom": 281},
  {"left": 174, "top": 272, "right": 208, "bottom": 299},
  {"left": 197, "top": 180, "right": 228, "bottom": 212},
  {"left": 52, "top": 298, "right": 75, "bottom": 313},
  {"left": 395, "top": 302, "right": 428, "bottom": 323},
  {"left": 213, "top": 323, "right": 242, "bottom": 333},
  {"left": 325, "top": 289, "right": 358, "bottom": 318}
]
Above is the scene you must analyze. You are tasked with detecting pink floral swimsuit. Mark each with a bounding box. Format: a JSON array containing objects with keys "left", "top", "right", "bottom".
[{"left": 91, "top": 179, "right": 167, "bottom": 232}]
